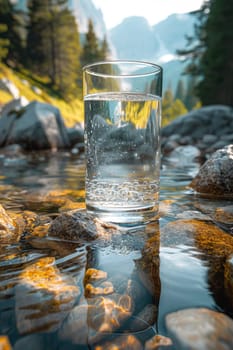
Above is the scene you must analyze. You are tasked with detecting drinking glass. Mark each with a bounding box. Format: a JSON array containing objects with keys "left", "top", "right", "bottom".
[{"left": 83, "top": 60, "right": 162, "bottom": 225}]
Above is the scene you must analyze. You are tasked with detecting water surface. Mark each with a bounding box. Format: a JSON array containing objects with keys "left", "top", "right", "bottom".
[{"left": 0, "top": 150, "right": 232, "bottom": 349}]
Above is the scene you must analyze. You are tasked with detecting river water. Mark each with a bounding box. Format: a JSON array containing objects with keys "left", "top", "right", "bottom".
[{"left": 0, "top": 150, "right": 232, "bottom": 349}]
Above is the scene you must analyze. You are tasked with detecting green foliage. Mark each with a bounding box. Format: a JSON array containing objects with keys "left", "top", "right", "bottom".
[
  {"left": 162, "top": 88, "right": 188, "bottom": 126},
  {"left": 99, "top": 35, "right": 110, "bottom": 61},
  {"left": 0, "top": 0, "right": 24, "bottom": 66},
  {"left": 178, "top": 0, "right": 233, "bottom": 107},
  {"left": 0, "top": 62, "right": 83, "bottom": 127},
  {"left": 26, "top": 0, "right": 82, "bottom": 101},
  {"left": 175, "top": 79, "right": 186, "bottom": 101},
  {"left": 81, "top": 19, "right": 100, "bottom": 66},
  {"left": 198, "top": 0, "right": 233, "bottom": 106},
  {"left": 185, "top": 77, "right": 199, "bottom": 110},
  {"left": 81, "top": 19, "right": 109, "bottom": 67},
  {"left": 0, "top": 23, "right": 9, "bottom": 61}
]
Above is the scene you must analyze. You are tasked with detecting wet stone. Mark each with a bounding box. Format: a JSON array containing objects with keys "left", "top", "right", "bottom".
[
  {"left": 165, "top": 308, "right": 233, "bottom": 350},
  {"left": 160, "top": 219, "right": 233, "bottom": 257},
  {"left": 85, "top": 281, "right": 114, "bottom": 297},
  {"left": 84, "top": 268, "right": 108, "bottom": 284},
  {"left": 145, "top": 334, "right": 173, "bottom": 349},
  {"left": 190, "top": 144, "right": 233, "bottom": 197},
  {"left": 131, "top": 304, "right": 158, "bottom": 330},
  {"left": 87, "top": 294, "right": 133, "bottom": 334},
  {"left": 59, "top": 302, "right": 91, "bottom": 345},
  {"left": 0, "top": 204, "right": 22, "bottom": 243},
  {"left": 214, "top": 205, "right": 233, "bottom": 224},
  {"left": 15, "top": 257, "right": 80, "bottom": 334},
  {"left": 48, "top": 210, "right": 117, "bottom": 241}
]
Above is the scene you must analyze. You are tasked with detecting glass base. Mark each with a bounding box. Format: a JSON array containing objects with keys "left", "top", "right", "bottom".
[{"left": 86, "top": 203, "right": 159, "bottom": 227}]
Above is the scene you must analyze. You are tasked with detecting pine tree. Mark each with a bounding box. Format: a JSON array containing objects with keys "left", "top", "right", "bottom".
[
  {"left": 175, "top": 79, "right": 186, "bottom": 102},
  {"left": 0, "top": 23, "right": 9, "bottom": 62},
  {"left": 198, "top": 0, "right": 233, "bottom": 106},
  {"left": 52, "top": 8, "right": 82, "bottom": 99},
  {"left": 178, "top": 0, "right": 233, "bottom": 106},
  {"left": 26, "top": 0, "right": 49, "bottom": 74},
  {"left": 26, "top": 0, "right": 82, "bottom": 100},
  {"left": 81, "top": 19, "right": 101, "bottom": 67},
  {"left": 185, "top": 77, "right": 199, "bottom": 110},
  {"left": 0, "top": 0, "right": 24, "bottom": 66},
  {"left": 99, "top": 35, "right": 110, "bottom": 61}
]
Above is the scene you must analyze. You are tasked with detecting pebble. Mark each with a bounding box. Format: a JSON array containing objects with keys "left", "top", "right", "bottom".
[{"left": 165, "top": 308, "right": 233, "bottom": 350}]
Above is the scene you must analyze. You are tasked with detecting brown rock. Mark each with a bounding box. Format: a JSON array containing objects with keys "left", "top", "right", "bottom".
[
  {"left": 190, "top": 144, "right": 233, "bottom": 197},
  {"left": 0, "top": 204, "right": 22, "bottom": 243},
  {"left": 161, "top": 219, "right": 233, "bottom": 257},
  {"left": 48, "top": 210, "right": 117, "bottom": 241},
  {"left": 145, "top": 334, "right": 173, "bottom": 349},
  {"left": 214, "top": 205, "right": 233, "bottom": 224}
]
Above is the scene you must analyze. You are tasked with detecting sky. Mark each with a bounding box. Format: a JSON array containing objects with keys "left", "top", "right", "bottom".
[{"left": 92, "top": 0, "right": 205, "bottom": 29}]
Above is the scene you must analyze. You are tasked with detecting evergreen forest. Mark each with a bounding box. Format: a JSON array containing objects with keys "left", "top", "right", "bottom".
[{"left": 0, "top": 0, "right": 232, "bottom": 126}]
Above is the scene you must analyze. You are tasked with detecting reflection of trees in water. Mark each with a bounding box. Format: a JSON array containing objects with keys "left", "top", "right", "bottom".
[{"left": 83, "top": 222, "right": 161, "bottom": 337}]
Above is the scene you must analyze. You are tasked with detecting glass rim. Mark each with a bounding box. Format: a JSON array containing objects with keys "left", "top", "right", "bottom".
[{"left": 82, "top": 60, "right": 162, "bottom": 78}]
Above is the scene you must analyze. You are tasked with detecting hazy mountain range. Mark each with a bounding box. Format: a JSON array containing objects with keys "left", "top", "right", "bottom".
[{"left": 15, "top": 0, "right": 197, "bottom": 92}]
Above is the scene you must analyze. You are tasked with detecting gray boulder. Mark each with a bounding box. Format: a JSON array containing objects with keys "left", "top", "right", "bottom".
[
  {"left": 162, "top": 105, "right": 233, "bottom": 155},
  {"left": 0, "top": 100, "right": 70, "bottom": 150}
]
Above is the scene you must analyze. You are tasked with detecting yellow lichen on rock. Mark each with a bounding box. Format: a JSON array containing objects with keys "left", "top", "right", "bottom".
[{"left": 0, "top": 335, "right": 12, "bottom": 350}]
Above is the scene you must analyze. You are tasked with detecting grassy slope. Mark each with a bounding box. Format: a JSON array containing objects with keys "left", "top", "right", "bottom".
[{"left": 0, "top": 63, "right": 84, "bottom": 127}]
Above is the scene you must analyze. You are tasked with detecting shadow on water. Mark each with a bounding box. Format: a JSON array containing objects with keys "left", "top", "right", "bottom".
[{"left": 0, "top": 151, "right": 232, "bottom": 348}]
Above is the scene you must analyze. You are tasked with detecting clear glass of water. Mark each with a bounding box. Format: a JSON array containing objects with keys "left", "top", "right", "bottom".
[{"left": 83, "top": 60, "right": 163, "bottom": 225}]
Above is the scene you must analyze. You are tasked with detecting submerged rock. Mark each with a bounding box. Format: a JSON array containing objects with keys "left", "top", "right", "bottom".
[
  {"left": 166, "top": 308, "right": 233, "bottom": 350},
  {"left": 190, "top": 144, "right": 233, "bottom": 197},
  {"left": 145, "top": 334, "right": 173, "bottom": 350},
  {"left": 15, "top": 257, "right": 80, "bottom": 334},
  {"left": 0, "top": 204, "right": 23, "bottom": 243},
  {"left": 160, "top": 218, "right": 233, "bottom": 256}
]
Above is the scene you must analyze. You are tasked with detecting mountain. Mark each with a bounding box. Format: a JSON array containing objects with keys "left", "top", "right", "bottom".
[
  {"left": 68, "top": 0, "right": 106, "bottom": 38},
  {"left": 153, "top": 14, "right": 196, "bottom": 56},
  {"left": 110, "top": 16, "right": 160, "bottom": 61},
  {"left": 109, "top": 13, "right": 196, "bottom": 91}
]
